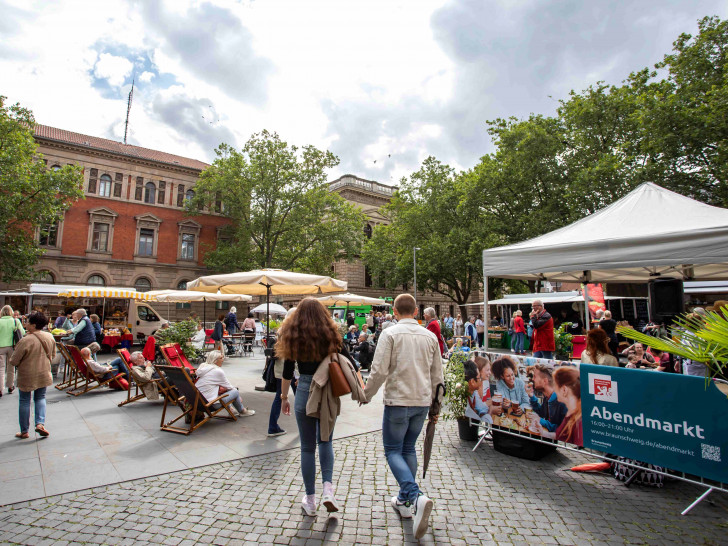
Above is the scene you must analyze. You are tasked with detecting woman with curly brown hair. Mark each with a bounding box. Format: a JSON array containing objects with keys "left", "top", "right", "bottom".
[
  {"left": 580, "top": 328, "right": 618, "bottom": 366},
  {"left": 277, "top": 297, "right": 354, "bottom": 516}
]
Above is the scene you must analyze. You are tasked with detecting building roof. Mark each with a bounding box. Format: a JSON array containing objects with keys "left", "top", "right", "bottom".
[
  {"left": 34, "top": 124, "right": 210, "bottom": 171},
  {"left": 329, "top": 174, "right": 395, "bottom": 197}
]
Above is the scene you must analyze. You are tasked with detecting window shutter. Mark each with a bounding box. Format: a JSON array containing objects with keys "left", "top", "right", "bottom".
[
  {"left": 135, "top": 177, "right": 143, "bottom": 201},
  {"left": 88, "top": 168, "right": 98, "bottom": 193},
  {"left": 177, "top": 185, "right": 185, "bottom": 207},
  {"left": 158, "top": 181, "right": 166, "bottom": 204},
  {"left": 113, "top": 173, "right": 123, "bottom": 198}
]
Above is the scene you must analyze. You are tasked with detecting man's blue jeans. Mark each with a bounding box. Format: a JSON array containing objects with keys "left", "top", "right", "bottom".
[
  {"left": 107, "top": 357, "right": 130, "bottom": 380},
  {"left": 382, "top": 405, "right": 429, "bottom": 504},
  {"left": 533, "top": 351, "right": 553, "bottom": 359},
  {"left": 19, "top": 387, "right": 46, "bottom": 434},
  {"left": 294, "top": 374, "right": 334, "bottom": 495}
]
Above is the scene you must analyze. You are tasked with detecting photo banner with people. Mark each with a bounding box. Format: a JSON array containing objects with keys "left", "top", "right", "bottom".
[
  {"left": 469, "top": 351, "right": 728, "bottom": 484},
  {"left": 581, "top": 364, "right": 728, "bottom": 484}
]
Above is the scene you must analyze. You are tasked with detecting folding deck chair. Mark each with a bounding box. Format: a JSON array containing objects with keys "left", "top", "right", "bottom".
[
  {"left": 116, "top": 348, "right": 168, "bottom": 407},
  {"left": 155, "top": 365, "right": 237, "bottom": 435},
  {"left": 55, "top": 343, "right": 78, "bottom": 391},
  {"left": 65, "top": 345, "right": 125, "bottom": 396}
]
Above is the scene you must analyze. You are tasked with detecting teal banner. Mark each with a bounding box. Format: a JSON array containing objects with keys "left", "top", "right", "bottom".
[{"left": 581, "top": 364, "right": 728, "bottom": 484}]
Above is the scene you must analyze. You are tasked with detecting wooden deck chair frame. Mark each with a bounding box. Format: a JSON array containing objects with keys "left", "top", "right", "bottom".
[
  {"left": 65, "top": 345, "right": 123, "bottom": 396},
  {"left": 55, "top": 343, "right": 78, "bottom": 391},
  {"left": 155, "top": 365, "right": 236, "bottom": 435},
  {"left": 116, "top": 348, "right": 168, "bottom": 407},
  {"left": 160, "top": 343, "right": 196, "bottom": 372}
]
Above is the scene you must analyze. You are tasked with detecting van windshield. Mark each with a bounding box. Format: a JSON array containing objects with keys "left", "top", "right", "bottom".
[{"left": 137, "top": 306, "right": 159, "bottom": 322}]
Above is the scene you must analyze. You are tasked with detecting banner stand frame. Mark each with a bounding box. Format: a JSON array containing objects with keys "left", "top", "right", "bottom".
[{"left": 469, "top": 418, "right": 725, "bottom": 515}]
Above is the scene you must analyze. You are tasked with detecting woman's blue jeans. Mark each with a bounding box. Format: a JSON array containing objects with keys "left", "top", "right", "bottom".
[
  {"left": 222, "top": 388, "right": 244, "bottom": 413},
  {"left": 382, "top": 405, "right": 429, "bottom": 504},
  {"left": 294, "top": 374, "right": 335, "bottom": 495},
  {"left": 514, "top": 332, "right": 525, "bottom": 353},
  {"left": 19, "top": 387, "right": 47, "bottom": 434}
]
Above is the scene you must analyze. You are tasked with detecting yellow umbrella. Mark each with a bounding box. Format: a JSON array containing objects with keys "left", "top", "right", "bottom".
[{"left": 187, "top": 269, "right": 348, "bottom": 341}]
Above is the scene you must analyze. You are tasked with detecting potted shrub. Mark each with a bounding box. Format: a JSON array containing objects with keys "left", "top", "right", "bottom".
[
  {"left": 443, "top": 351, "right": 479, "bottom": 440},
  {"left": 554, "top": 322, "right": 573, "bottom": 360},
  {"left": 153, "top": 319, "right": 201, "bottom": 362}
]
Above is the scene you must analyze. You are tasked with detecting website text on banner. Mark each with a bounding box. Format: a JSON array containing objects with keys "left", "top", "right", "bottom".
[
  {"left": 581, "top": 364, "right": 728, "bottom": 484},
  {"left": 467, "top": 352, "right": 582, "bottom": 446}
]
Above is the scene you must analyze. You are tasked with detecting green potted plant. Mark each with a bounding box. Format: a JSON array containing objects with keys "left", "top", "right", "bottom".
[
  {"left": 443, "top": 351, "right": 479, "bottom": 440},
  {"left": 554, "top": 322, "right": 573, "bottom": 360},
  {"left": 153, "top": 319, "right": 201, "bottom": 362}
]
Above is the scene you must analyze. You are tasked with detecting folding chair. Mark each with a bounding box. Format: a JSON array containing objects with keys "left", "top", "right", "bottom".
[
  {"left": 55, "top": 343, "right": 78, "bottom": 390},
  {"left": 242, "top": 331, "right": 255, "bottom": 356},
  {"left": 160, "top": 344, "right": 196, "bottom": 373},
  {"left": 65, "top": 345, "right": 124, "bottom": 396},
  {"left": 155, "top": 365, "right": 237, "bottom": 435},
  {"left": 116, "top": 348, "right": 168, "bottom": 407}
]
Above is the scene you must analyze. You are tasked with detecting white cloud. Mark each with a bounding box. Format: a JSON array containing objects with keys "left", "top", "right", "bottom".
[
  {"left": 138, "top": 71, "right": 155, "bottom": 83},
  {"left": 93, "top": 53, "right": 134, "bottom": 87}
]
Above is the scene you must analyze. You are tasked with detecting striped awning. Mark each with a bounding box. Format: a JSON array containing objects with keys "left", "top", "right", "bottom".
[{"left": 57, "top": 287, "right": 156, "bottom": 301}]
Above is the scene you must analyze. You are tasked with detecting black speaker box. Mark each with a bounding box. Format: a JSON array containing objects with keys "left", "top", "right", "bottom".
[
  {"left": 648, "top": 279, "right": 684, "bottom": 324},
  {"left": 492, "top": 431, "right": 557, "bottom": 460}
]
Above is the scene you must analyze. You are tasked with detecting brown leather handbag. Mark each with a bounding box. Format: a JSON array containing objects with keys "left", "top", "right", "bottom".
[{"left": 329, "top": 354, "right": 351, "bottom": 398}]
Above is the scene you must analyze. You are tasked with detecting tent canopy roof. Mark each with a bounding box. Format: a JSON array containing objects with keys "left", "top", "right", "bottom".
[{"left": 482, "top": 183, "right": 728, "bottom": 282}]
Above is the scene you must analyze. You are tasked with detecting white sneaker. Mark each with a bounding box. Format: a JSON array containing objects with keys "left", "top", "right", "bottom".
[
  {"left": 239, "top": 408, "right": 255, "bottom": 417},
  {"left": 391, "top": 496, "right": 412, "bottom": 519},
  {"left": 321, "top": 493, "right": 340, "bottom": 513},
  {"left": 412, "top": 494, "right": 433, "bottom": 539},
  {"left": 301, "top": 495, "right": 316, "bottom": 516}
]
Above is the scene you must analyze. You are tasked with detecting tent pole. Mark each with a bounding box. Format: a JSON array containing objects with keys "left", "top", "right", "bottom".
[
  {"left": 266, "top": 285, "right": 271, "bottom": 346},
  {"left": 483, "top": 273, "right": 489, "bottom": 341},
  {"left": 203, "top": 298, "right": 206, "bottom": 329},
  {"left": 583, "top": 283, "right": 591, "bottom": 331}
]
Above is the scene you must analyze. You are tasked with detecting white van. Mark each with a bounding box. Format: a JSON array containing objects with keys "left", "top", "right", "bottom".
[{"left": 28, "top": 284, "right": 168, "bottom": 340}]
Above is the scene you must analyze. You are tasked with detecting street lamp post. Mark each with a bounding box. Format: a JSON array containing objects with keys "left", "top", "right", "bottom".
[{"left": 413, "top": 246, "right": 421, "bottom": 306}]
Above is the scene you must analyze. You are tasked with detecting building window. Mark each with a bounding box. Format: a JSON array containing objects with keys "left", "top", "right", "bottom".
[
  {"left": 91, "top": 223, "right": 109, "bottom": 251},
  {"left": 34, "top": 270, "right": 55, "bottom": 283},
  {"left": 364, "top": 224, "right": 372, "bottom": 239},
  {"left": 134, "top": 277, "right": 152, "bottom": 292},
  {"left": 176, "top": 280, "right": 191, "bottom": 308},
  {"left": 113, "top": 173, "right": 123, "bottom": 198},
  {"left": 39, "top": 222, "right": 59, "bottom": 247},
  {"left": 215, "top": 301, "right": 229, "bottom": 310},
  {"left": 99, "top": 174, "right": 112, "bottom": 197},
  {"left": 138, "top": 228, "right": 155, "bottom": 256},
  {"left": 144, "top": 182, "right": 156, "bottom": 204},
  {"left": 365, "top": 266, "right": 372, "bottom": 288},
  {"left": 87, "top": 274, "right": 106, "bottom": 286},
  {"left": 181, "top": 233, "right": 195, "bottom": 260},
  {"left": 185, "top": 189, "right": 195, "bottom": 202},
  {"left": 135, "top": 177, "right": 144, "bottom": 200},
  {"left": 177, "top": 185, "right": 185, "bottom": 207},
  {"left": 51, "top": 164, "right": 62, "bottom": 171},
  {"left": 88, "top": 168, "right": 98, "bottom": 193},
  {"left": 157, "top": 181, "right": 166, "bottom": 204}
]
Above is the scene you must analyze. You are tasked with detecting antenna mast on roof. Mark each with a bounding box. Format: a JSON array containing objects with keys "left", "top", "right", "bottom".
[{"left": 123, "top": 77, "right": 135, "bottom": 145}]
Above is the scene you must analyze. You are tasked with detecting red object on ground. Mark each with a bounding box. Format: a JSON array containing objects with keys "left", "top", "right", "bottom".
[{"left": 570, "top": 462, "right": 611, "bottom": 472}]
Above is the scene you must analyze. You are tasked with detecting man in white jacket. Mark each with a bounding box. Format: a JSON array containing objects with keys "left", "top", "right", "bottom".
[{"left": 363, "top": 294, "right": 443, "bottom": 540}]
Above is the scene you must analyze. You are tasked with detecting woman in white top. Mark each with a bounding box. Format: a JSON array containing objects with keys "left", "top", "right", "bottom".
[
  {"left": 453, "top": 314, "right": 464, "bottom": 337},
  {"left": 190, "top": 323, "right": 206, "bottom": 351},
  {"left": 194, "top": 351, "right": 255, "bottom": 416},
  {"left": 580, "top": 329, "right": 618, "bottom": 366}
]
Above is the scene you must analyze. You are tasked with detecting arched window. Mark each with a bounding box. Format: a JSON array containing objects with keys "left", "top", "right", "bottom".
[
  {"left": 364, "top": 224, "right": 373, "bottom": 239},
  {"left": 185, "top": 189, "right": 195, "bottom": 202},
  {"left": 135, "top": 277, "right": 152, "bottom": 292},
  {"left": 87, "top": 274, "right": 106, "bottom": 286},
  {"left": 34, "top": 270, "right": 55, "bottom": 283},
  {"left": 51, "top": 164, "right": 62, "bottom": 171},
  {"left": 177, "top": 280, "right": 188, "bottom": 290},
  {"left": 144, "top": 182, "right": 156, "bottom": 204},
  {"left": 99, "top": 174, "right": 112, "bottom": 197}
]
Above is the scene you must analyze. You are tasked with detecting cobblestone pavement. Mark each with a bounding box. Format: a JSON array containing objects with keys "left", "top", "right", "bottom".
[{"left": 0, "top": 423, "right": 726, "bottom": 545}]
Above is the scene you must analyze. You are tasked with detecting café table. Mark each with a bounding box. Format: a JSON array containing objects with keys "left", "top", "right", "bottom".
[{"left": 102, "top": 333, "right": 134, "bottom": 349}]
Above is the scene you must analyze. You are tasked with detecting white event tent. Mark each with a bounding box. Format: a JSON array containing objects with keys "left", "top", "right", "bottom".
[{"left": 481, "top": 183, "right": 728, "bottom": 326}]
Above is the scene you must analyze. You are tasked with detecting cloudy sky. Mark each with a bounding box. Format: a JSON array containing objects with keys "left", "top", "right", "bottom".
[{"left": 2, "top": 0, "right": 726, "bottom": 184}]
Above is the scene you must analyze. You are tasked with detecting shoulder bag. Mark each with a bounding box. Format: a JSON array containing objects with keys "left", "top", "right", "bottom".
[
  {"left": 329, "top": 353, "right": 351, "bottom": 398},
  {"left": 12, "top": 319, "right": 23, "bottom": 347}
]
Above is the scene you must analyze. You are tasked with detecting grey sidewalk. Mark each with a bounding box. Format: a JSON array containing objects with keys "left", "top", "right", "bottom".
[
  {"left": 0, "top": 353, "right": 384, "bottom": 505},
  {"left": 0, "top": 424, "right": 726, "bottom": 545}
]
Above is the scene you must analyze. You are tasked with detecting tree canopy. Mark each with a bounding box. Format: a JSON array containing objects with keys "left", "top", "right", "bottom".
[
  {"left": 0, "top": 96, "right": 84, "bottom": 282},
  {"left": 189, "top": 130, "right": 366, "bottom": 274},
  {"left": 363, "top": 16, "right": 728, "bottom": 304}
]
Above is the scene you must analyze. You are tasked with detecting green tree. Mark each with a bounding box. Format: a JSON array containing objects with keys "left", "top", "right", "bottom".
[
  {"left": 0, "top": 96, "right": 84, "bottom": 282},
  {"left": 189, "top": 131, "right": 366, "bottom": 274},
  {"left": 362, "top": 157, "right": 488, "bottom": 315}
]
